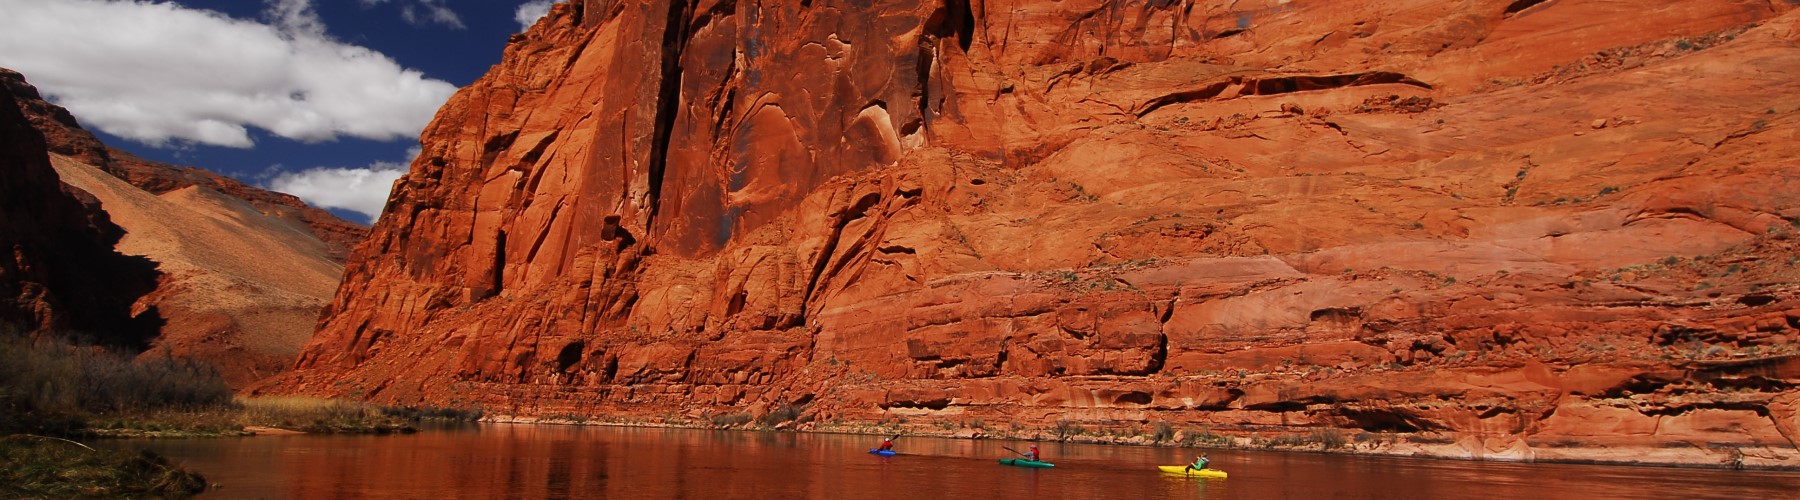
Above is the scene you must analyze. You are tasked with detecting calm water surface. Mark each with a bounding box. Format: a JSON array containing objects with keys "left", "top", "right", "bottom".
[{"left": 108, "top": 424, "right": 1800, "bottom": 499}]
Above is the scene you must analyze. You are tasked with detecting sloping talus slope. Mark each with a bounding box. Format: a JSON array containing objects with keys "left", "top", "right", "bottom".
[
  {"left": 48, "top": 154, "right": 346, "bottom": 386},
  {"left": 3, "top": 68, "right": 357, "bottom": 385},
  {"left": 0, "top": 68, "right": 366, "bottom": 262},
  {"left": 0, "top": 71, "right": 160, "bottom": 346},
  {"left": 276, "top": 0, "right": 1800, "bottom": 467}
]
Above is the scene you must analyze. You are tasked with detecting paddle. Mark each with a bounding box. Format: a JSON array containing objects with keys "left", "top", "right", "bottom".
[{"left": 999, "top": 445, "right": 1032, "bottom": 459}]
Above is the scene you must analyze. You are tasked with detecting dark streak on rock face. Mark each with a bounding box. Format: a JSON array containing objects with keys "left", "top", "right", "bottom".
[{"left": 274, "top": 1, "right": 1800, "bottom": 468}]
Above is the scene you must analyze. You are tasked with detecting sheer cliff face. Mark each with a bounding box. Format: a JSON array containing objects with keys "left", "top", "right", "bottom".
[{"left": 287, "top": 1, "right": 1800, "bottom": 466}]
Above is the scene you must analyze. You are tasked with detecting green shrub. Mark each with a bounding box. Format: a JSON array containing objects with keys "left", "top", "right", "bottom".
[
  {"left": 1150, "top": 422, "right": 1175, "bottom": 443},
  {"left": 0, "top": 436, "right": 206, "bottom": 498},
  {"left": 710, "top": 413, "right": 753, "bottom": 427},
  {"left": 756, "top": 403, "right": 809, "bottom": 427},
  {"left": 1313, "top": 428, "right": 1348, "bottom": 450}
]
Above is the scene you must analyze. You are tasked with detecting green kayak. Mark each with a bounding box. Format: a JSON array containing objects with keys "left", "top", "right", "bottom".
[{"left": 999, "top": 458, "right": 1055, "bottom": 468}]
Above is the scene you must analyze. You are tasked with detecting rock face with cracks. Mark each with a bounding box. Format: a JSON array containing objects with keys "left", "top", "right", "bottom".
[{"left": 277, "top": 0, "right": 1800, "bottom": 467}]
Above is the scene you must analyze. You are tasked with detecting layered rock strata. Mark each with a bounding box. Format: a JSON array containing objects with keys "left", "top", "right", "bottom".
[{"left": 279, "top": 0, "right": 1800, "bottom": 467}]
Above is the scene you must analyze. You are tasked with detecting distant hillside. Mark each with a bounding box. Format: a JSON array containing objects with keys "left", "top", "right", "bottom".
[
  {"left": 0, "top": 68, "right": 366, "bottom": 261},
  {"left": 0, "top": 71, "right": 158, "bottom": 347},
  {"left": 1, "top": 67, "right": 365, "bottom": 386}
]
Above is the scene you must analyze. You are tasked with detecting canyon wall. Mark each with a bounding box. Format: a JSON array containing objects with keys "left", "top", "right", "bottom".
[
  {"left": 0, "top": 69, "right": 160, "bottom": 346},
  {"left": 277, "top": 0, "right": 1800, "bottom": 467},
  {"left": 2, "top": 68, "right": 360, "bottom": 385}
]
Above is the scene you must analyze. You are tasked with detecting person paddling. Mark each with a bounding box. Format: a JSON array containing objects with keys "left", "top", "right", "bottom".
[
  {"left": 877, "top": 436, "right": 895, "bottom": 452},
  {"left": 1186, "top": 452, "right": 1210, "bottom": 472},
  {"left": 1027, "top": 444, "right": 1041, "bottom": 461}
]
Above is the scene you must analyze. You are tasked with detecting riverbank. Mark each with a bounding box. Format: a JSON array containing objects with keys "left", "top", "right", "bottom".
[
  {"left": 76, "top": 396, "right": 430, "bottom": 438},
  {"left": 0, "top": 396, "right": 476, "bottom": 496},
  {"left": 0, "top": 335, "right": 475, "bottom": 494},
  {"left": 481, "top": 413, "right": 1800, "bottom": 471},
  {"left": 0, "top": 435, "right": 205, "bottom": 498}
]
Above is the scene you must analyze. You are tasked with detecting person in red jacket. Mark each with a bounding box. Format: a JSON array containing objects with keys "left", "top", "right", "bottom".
[
  {"left": 877, "top": 437, "right": 894, "bottom": 451},
  {"left": 1028, "top": 444, "right": 1041, "bottom": 461}
]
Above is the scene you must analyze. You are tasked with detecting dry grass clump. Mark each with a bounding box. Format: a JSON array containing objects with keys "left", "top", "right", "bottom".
[
  {"left": 1, "top": 334, "right": 231, "bottom": 435},
  {"left": 236, "top": 396, "right": 416, "bottom": 434}
]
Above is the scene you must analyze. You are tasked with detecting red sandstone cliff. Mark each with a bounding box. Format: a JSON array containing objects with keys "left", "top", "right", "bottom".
[
  {"left": 279, "top": 0, "right": 1800, "bottom": 467},
  {"left": 2, "top": 68, "right": 362, "bottom": 385}
]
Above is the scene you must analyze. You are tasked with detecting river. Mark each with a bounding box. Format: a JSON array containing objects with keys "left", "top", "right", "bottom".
[{"left": 105, "top": 424, "right": 1800, "bottom": 499}]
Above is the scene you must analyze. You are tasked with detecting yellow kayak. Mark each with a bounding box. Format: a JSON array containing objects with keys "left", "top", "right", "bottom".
[{"left": 1158, "top": 465, "right": 1227, "bottom": 478}]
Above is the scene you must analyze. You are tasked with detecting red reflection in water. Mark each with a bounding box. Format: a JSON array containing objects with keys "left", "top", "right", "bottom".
[{"left": 109, "top": 425, "right": 1800, "bottom": 499}]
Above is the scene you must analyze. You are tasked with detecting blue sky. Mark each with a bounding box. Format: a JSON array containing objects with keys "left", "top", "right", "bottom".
[{"left": 0, "top": 0, "right": 559, "bottom": 223}]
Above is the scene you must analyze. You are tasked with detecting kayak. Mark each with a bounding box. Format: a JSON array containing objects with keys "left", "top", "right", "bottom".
[
  {"left": 999, "top": 458, "right": 1054, "bottom": 468},
  {"left": 869, "top": 449, "right": 897, "bottom": 456},
  {"left": 1157, "top": 465, "right": 1227, "bottom": 478}
]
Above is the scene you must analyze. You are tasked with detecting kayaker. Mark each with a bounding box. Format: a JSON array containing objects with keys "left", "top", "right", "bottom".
[
  {"left": 877, "top": 437, "right": 894, "bottom": 452},
  {"left": 1028, "top": 445, "right": 1041, "bottom": 461},
  {"left": 1187, "top": 453, "right": 1210, "bottom": 472}
]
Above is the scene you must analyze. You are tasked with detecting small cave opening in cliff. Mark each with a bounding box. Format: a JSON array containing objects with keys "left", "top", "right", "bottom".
[
  {"left": 1243, "top": 400, "right": 1307, "bottom": 412},
  {"left": 482, "top": 130, "right": 519, "bottom": 161},
  {"left": 1589, "top": 375, "right": 1673, "bottom": 399},
  {"left": 1113, "top": 392, "right": 1154, "bottom": 405},
  {"left": 1138, "top": 72, "right": 1426, "bottom": 117},
  {"left": 601, "top": 215, "right": 636, "bottom": 252},
  {"left": 891, "top": 397, "right": 952, "bottom": 410},
  {"left": 1737, "top": 294, "right": 1777, "bottom": 307},
  {"left": 1211, "top": 28, "right": 1246, "bottom": 39},
  {"left": 1504, "top": 0, "right": 1551, "bottom": 17},
  {"left": 556, "top": 341, "right": 585, "bottom": 372},
  {"left": 519, "top": 130, "right": 558, "bottom": 167},
  {"left": 924, "top": 0, "right": 977, "bottom": 53},
  {"left": 601, "top": 354, "right": 619, "bottom": 382},
  {"left": 1342, "top": 411, "right": 1425, "bottom": 433},
  {"left": 724, "top": 288, "right": 748, "bottom": 317}
]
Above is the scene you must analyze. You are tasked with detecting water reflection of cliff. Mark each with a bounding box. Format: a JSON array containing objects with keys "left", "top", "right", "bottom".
[{"left": 110, "top": 425, "right": 1800, "bottom": 498}]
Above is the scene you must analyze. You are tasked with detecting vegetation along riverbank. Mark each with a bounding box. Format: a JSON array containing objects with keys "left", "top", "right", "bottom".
[{"left": 0, "top": 333, "right": 479, "bottom": 495}]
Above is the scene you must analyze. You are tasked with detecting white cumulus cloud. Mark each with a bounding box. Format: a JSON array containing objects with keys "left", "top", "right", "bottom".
[
  {"left": 264, "top": 148, "right": 416, "bottom": 223},
  {"left": 0, "top": 0, "right": 457, "bottom": 148},
  {"left": 515, "top": 1, "right": 556, "bottom": 31}
]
